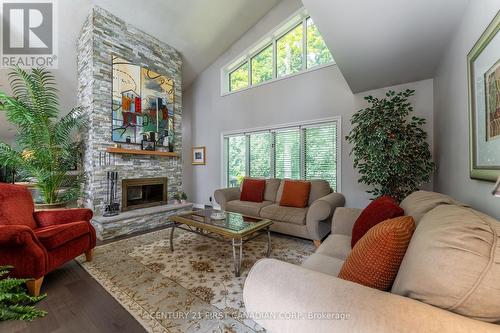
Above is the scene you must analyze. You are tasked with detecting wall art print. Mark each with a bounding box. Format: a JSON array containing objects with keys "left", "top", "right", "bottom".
[
  {"left": 112, "top": 56, "right": 175, "bottom": 146},
  {"left": 468, "top": 11, "right": 500, "bottom": 181}
]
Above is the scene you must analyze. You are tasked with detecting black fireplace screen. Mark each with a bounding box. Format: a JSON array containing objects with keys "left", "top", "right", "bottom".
[{"left": 122, "top": 178, "right": 167, "bottom": 211}]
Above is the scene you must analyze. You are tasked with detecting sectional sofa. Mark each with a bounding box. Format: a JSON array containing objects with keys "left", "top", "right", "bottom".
[{"left": 243, "top": 191, "right": 500, "bottom": 332}]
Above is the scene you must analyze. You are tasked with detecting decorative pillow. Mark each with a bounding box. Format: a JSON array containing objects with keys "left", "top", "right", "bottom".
[
  {"left": 351, "top": 196, "right": 404, "bottom": 247},
  {"left": 240, "top": 178, "right": 266, "bottom": 202},
  {"left": 338, "top": 216, "right": 415, "bottom": 291},
  {"left": 279, "top": 180, "right": 311, "bottom": 208},
  {"left": 392, "top": 205, "right": 500, "bottom": 322}
]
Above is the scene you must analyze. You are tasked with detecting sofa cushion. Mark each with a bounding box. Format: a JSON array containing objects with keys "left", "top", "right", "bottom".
[
  {"left": 351, "top": 196, "right": 404, "bottom": 247},
  {"left": 316, "top": 234, "right": 352, "bottom": 260},
  {"left": 400, "top": 190, "right": 468, "bottom": 225},
  {"left": 240, "top": 178, "right": 281, "bottom": 202},
  {"left": 0, "top": 183, "right": 37, "bottom": 229},
  {"left": 339, "top": 216, "right": 415, "bottom": 291},
  {"left": 308, "top": 179, "right": 332, "bottom": 205},
  {"left": 240, "top": 178, "right": 266, "bottom": 202},
  {"left": 263, "top": 179, "right": 281, "bottom": 202},
  {"left": 260, "top": 204, "right": 308, "bottom": 225},
  {"left": 280, "top": 180, "right": 311, "bottom": 208},
  {"left": 225, "top": 200, "right": 273, "bottom": 217},
  {"left": 276, "top": 179, "right": 331, "bottom": 205},
  {"left": 392, "top": 205, "right": 500, "bottom": 322},
  {"left": 35, "top": 221, "right": 91, "bottom": 250},
  {"left": 302, "top": 253, "right": 345, "bottom": 276}
]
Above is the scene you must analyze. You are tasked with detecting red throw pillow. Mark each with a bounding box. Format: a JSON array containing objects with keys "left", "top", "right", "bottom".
[
  {"left": 351, "top": 196, "right": 404, "bottom": 248},
  {"left": 279, "top": 180, "right": 311, "bottom": 208},
  {"left": 240, "top": 178, "right": 266, "bottom": 202},
  {"left": 339, "top": 216, "right": 415, "bottom": 290}
]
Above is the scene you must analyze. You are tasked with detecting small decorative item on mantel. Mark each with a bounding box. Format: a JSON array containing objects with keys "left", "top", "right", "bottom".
[
  {"left": 180, "top": 192, "right": 188, "bottom": 204},
  {"left": 141, "top": 139, "right": 156, "bottom": 151},
  {"left": 468, "top": 11, "right": 500, "bottom": 181},
  {"left": 192, "top": 146, "right": 206, "bottom": 165}
]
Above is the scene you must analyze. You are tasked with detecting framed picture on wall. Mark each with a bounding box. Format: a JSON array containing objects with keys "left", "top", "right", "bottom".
[
  {"left": 192, "top": 146, "right": 206, "bottom": 165},
  {"left": 468, "top": 11, "right": 500, "bottom": 181}
]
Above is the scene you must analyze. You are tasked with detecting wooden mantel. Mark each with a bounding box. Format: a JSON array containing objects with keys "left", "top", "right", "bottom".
[{"left": 106, "top": 147, "right": 179, "bottom": 157}]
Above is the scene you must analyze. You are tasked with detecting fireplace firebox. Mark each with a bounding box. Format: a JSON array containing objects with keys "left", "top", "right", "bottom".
[{"left": 122, "top": 177, "right": 168, "bottom": 211}]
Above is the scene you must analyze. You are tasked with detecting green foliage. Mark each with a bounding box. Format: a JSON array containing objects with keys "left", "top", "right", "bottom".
[
  {"left": 277, "top": 24, "right": 303, "bottom": 77},
  {"left": 0, "top": 67, "right": 85, "bottom": 204},
  {"left": 180, "top": 192, "right": 187, "bottom": 200},
  {"left": 251, "top": 45, "right": 273, "bottom": 85},
  {"left": 306, "top": 18, "right": 333, "bottom": 68},
  {"left": 346, "top": 89, "right": 435, "bottom": 202},
  {"left": 230, "top": 63, "right": 249, "bottom": 92},
  {"left": 249, "top": 132, "right": 271, "bottom": 178},
  {"left": 0, "top": 266, "right": 47, "bottom": 321}
]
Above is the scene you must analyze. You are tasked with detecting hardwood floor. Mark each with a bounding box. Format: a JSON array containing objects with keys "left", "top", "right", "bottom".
[{"left": 0, "top": 229, "right": 163, "bottom": 333}]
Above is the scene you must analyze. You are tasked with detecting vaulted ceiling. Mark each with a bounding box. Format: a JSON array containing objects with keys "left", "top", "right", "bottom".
[{"left": 302, "top": 0, "right": 470, "bottom": 92}]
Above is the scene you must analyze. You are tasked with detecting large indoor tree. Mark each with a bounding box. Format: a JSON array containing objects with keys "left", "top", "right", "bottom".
[
  {"left": 0, "top": 67, "right": 85, "bottom": 205},
  {"left": 346, "top": 89, "right": 435, "bottom": 202}
]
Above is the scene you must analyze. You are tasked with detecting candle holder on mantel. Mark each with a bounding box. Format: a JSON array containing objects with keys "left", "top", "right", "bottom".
[{"left": 104, "top": 171, "right": 120, "bottom": 216}]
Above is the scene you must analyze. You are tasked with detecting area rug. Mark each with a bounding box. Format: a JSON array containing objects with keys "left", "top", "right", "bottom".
[{"left": 77, "top": 227, "right": 315, "bottom": 333}]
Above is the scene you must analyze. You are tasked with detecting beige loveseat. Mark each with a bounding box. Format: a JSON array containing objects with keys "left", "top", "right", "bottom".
[
  {"left": 243, "top": 191, "right": 500, "bottom": 332},
  {"left": 214, "top": 179, "right": 345, "bottom": 246}
]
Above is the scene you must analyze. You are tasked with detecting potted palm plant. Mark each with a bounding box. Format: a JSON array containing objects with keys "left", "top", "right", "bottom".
[{"left": 0, "top": 67, "right": 85, "bottom": 209}]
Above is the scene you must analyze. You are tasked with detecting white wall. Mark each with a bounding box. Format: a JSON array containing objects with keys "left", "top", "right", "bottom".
[
  {"left": 434, "top": 1, "right": 500, "bottom": 218},
  {"left": 183, "top": 0, "right": 435, "bottom": 208}
]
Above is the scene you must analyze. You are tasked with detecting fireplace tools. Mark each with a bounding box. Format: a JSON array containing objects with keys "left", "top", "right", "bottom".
[{"left": 104, "top": 171, "right": 120, "bottom": 216}]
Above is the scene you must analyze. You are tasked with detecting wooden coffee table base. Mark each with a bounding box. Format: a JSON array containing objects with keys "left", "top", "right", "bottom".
[{"left": 169, "top": 223, "right": 272, "bottom": 277}]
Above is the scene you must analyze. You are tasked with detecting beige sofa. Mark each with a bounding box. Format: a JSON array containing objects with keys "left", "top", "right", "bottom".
[
  {"left": 243, "top": 191, "right": 500, "bottom": 332},
  {"left": 214, "top": 179, "right": 345, "bottom": 246}
]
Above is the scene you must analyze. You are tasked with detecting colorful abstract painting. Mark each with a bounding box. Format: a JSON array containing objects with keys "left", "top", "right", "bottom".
[
  {"left": 112, "top": 56, "right": 174, "bottom": 146},
  {"left": 486, "top": 59, "right": 500, "bottom": 141}
]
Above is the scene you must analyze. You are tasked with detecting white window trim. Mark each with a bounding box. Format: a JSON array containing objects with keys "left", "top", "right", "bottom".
[
  {"left": 220, "top": 7, "right": 335, "bottom": 96},
  {"left": 220, "top": 116, "right": 342, "bottom": 192}
]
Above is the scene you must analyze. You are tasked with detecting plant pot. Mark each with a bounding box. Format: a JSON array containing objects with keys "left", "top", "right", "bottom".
[
  {"left": 35, "top": 202, "right": 68, "bottom": 211},
  {"left": 180, "top": 199, "right": 187, "bottom": 204}
]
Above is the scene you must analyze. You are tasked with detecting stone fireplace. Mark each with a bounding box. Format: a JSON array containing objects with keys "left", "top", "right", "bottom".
[
  {"left": 122, "top": 177, "right": 168, "bottom": 211},
  {"left": 76, "top": 7, "right": 192, "bottom": 240}
]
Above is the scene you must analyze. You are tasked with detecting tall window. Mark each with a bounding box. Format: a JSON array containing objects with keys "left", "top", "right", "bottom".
[
  {"left": 227, "top": 135, "right": 246, "bottom": 186},
  {"left": 222, "top": 8, "right": 334, "bottom": 94},
  {"left": 223, "top": 119, "right": 340, "bottom": 190},
  {"left": 274, "top": 129, "right": 300, "bottom": 179},
  {"left": 249, "top": 132, "right": 271, "bottom": 178}
]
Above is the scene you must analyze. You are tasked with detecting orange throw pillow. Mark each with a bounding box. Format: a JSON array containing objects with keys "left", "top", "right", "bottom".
[
  {"left": 279, "top": 180, "right": 311, "bottom": 208},
  {"left": 338, "top": 216, "right": 415, "bottom": 291}
]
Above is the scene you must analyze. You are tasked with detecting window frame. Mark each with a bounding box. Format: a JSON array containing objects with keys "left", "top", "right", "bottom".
[
  {"left": 221, "top": 8, "right": 335, "bottom": 96},
  {"left": 220, "top": 117, "right": 342, "bottom": 191}
]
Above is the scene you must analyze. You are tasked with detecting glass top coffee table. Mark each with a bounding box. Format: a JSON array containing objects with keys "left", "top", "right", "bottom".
[{"left": 170, "top": 209, "right": 273, "bottom": 277}]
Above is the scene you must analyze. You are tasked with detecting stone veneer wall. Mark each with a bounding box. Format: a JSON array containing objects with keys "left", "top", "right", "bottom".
[{"left": 76, "top": 7, "right": 183, "bottom": 217}]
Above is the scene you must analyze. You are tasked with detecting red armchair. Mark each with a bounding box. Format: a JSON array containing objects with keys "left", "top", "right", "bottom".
[{"left": 0, "top": 183, "right": 96, "bottom": 296}]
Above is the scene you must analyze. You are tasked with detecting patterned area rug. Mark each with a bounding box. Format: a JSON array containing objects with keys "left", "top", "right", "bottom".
[{"left": 77, "top": 227, "right": 315, "bottom": 333}]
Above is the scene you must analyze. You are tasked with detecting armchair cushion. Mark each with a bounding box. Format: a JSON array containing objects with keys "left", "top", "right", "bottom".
[
  {"left": 0, "top": 183, "right": 37, "bottom": 229},
  {"left": 35, "top": 221, "right": 92, "bottom": 250},
  {"left": 34, "top": 208, "right": 93, "bottom": 227}
]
